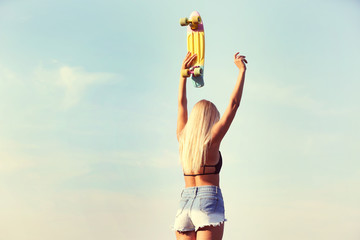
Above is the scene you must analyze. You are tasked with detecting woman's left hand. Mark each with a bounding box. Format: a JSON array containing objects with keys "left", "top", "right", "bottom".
[{"left": 181, "top": 52, "right": 197, "bottom": 71}]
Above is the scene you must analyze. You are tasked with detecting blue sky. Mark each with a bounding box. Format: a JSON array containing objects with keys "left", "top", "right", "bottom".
[{"left": 1, "top": 0, "right": 359, "bottom": 239}]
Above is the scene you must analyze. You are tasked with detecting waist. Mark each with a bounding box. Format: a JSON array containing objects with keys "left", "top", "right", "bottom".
[{"left": 181, "top": 185, "right": 222, "bottom": 198}]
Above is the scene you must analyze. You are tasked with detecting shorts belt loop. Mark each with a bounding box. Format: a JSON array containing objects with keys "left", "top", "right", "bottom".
[{"left": 216, "top": 187, "right": 218, "bottom": 194}]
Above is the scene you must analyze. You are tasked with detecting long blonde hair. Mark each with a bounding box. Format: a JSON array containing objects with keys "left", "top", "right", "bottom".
[{"left": 179, "top": 99, "right": 220, "bottom": 173}]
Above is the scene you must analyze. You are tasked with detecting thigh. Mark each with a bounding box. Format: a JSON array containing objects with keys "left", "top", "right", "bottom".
[
  {"left": 175, "top": 230, "right": 196, "bottom": 240},
  {"left": 196, "top": 223, "right": 224, "bottom": 240}
]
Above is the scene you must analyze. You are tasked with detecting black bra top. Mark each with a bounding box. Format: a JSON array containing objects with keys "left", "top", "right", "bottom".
[{"left": 183, "top": 151, "right": 223, "bottom": 176}]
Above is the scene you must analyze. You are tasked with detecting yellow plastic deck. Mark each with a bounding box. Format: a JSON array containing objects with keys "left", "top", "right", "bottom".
[{"left": 187, "top": 31, "right": 205, "bottom": 66}]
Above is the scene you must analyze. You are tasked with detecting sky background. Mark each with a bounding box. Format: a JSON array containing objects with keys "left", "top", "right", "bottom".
[{"left": 1, "top": 0, "right": 360, "bottom": 239}]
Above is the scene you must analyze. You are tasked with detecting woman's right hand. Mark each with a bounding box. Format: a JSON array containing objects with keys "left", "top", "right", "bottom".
[
  {"left": 234, "top": 52, "right": 248, "bottom": 71},
  {"left": 181, "top": 52, "right": 197, "bottom": 71}
]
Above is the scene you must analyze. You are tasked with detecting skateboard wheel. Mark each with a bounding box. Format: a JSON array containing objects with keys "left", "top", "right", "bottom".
[
  {"left": 180, "top": 18, "right": 188, "bottom": 26},
  {"left": 193, "top": 67, "right": 202, "bottom": 77},
  {"left": 181, "top": 69, "right": 190, "bottom": 77}
]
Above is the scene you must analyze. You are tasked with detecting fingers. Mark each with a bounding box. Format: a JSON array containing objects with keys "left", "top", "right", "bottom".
[
  {"left": 190, "top": 54, "right": 197, "bottom": 63},
  {"left": 235, "top": 54, "right": 246, "bottom": 59},
  {"left": 183, "top": 52, "right": 191, "bottom": 64},
  {"left": 234, "top": 52, "right": 248, "bottom": 63},
  {"left": 184, "top": 53, "right": 197, "bottom": 68},
  {"left": 185, "top": 52, "right": 196, "bottom": 61}
]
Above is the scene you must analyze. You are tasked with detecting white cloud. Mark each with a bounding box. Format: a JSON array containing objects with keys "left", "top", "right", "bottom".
[
  {"left": 0, "top": 140, "right": 37, "bottom": 173},
  {"left": 33, "top": 62, "right": 118, "bottom": 109},
  {"left": 0, "top": 61, "right": 120, "bottom": 177},
  {"left": 1, "top": 62, "right": 119, "bottom": 110},
  {"left": 0, "top": 64, "right": 17, "bottom": 81}
]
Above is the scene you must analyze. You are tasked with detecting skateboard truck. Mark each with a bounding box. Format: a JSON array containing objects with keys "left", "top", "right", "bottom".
[
  {"left": 181, "top": 66, "right": 203, "bottom": 78},
  {"left": 179, "top": 16, "right": 202, "bottom": 30}
]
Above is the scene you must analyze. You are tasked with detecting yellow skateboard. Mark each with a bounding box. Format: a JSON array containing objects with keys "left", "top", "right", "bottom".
[{"left": 180, "top": 11, "right": 205, "bottom": 88}]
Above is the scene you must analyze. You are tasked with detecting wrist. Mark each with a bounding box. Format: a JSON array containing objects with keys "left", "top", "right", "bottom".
[
  {"left": 180, "top": 75, "right": 187, "bottom": 82},
  {"left": 238, "top": 69, "right": 246, "bottom": 74}
]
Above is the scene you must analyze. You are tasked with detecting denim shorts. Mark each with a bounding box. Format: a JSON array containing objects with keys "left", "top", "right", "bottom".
[{"left": 173, "top": 185, "right": 226, "bottom": 232}]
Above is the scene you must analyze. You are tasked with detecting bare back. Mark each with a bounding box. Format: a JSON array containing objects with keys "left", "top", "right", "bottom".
[{"left": 183, "top": 143, "right": 221, "bottom": 187}]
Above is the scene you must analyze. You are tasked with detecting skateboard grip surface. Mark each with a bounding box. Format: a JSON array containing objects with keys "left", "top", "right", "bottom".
[{"left": 187, "top": 32, "right": 205, "bottom": 66}]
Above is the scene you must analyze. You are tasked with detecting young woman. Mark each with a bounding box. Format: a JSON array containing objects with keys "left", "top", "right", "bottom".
[{"left": 173, "top": 51, "right": 248, "bottom": 240}]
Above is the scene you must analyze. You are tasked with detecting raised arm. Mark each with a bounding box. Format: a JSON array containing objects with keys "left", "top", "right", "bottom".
[
  {"left": 211, "top": 52, "right": 248, "bottom": 145},
  {"left": 177, "top": 52, "right": 197, "bottom": 140}
]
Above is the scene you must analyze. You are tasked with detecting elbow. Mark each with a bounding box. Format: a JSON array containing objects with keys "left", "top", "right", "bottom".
[
  {"left": 178, "top": 98, "right": 187, "bottom": 106},
  {"left": 231, "top": 99, "right": 240, "bottom": 110}
]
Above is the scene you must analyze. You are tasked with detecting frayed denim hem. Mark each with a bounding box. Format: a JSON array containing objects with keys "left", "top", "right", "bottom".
[
  {"left": 195, "top": 219, "right": 227, "bottom": 231},
  {"left": 172, "top": 219, "right": 227, "bottom": 233}
]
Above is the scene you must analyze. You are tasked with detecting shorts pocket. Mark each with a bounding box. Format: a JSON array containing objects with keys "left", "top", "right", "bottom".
[
  {"left": 176, "top": 198, "right": 188, "bottom": 217},
  {"left": 200, "top": 197, "right": 218, "bottom": 214}
]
